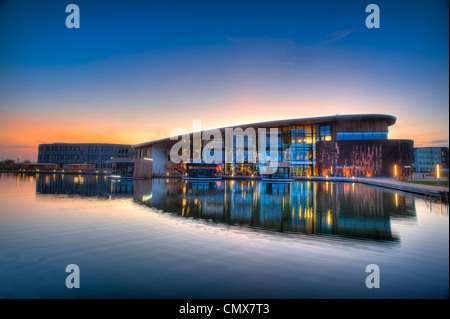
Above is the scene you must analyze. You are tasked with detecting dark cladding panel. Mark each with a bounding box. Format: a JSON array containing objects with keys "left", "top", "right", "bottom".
[
  {"left": 333, "top": 119, "right": 389, "bottom": 133},
  {"left": 316, "top": 140, "right": 414, "bottom": 176}
]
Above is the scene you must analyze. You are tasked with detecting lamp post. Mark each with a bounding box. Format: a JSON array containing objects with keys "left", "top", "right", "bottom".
[
  {"left": 437, "top": 164, "right": 440, "bottom": 187},
  {"left": 394, "top": 164, "right": 397, "bottom": 181}
]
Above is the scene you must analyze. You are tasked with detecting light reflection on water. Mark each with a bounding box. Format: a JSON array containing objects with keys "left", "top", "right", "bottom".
[
  {"left": 133, "top": 178, "right": 418, "bottom": 242},
  {"left": 0, "top": 173, "right": 448, "bottom": 298}
]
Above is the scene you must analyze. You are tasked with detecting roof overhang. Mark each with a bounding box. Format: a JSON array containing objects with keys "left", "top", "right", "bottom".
[{"left": 134, "top": 114, "right": 397, "bottom": 149}]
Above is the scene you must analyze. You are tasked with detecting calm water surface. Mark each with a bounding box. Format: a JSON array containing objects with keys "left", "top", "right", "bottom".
[{"left": 0, "top": 173, "right": 448, "bottom": 298}]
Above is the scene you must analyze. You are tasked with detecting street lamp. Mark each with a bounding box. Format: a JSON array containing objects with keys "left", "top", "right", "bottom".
[
  {"left": 394, "top": 164, "right": 397, "bottom": 180},
  {"left": 437, "top": 164, "right": 440, "bottom": 186}
]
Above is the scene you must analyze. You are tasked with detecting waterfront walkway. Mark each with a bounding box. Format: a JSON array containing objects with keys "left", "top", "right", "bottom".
[
  {"left": 357, "top": 177, "right": 448, "bottom": 198},
  {"left": 295, "top": 176, "right": 449, "bottom": 198}
]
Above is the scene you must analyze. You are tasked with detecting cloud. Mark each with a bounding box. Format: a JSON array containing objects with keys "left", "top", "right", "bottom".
[
  {"left": 0, "top": 145, "right": 37, "bottom": 149},
  {"left": 225, "top": 35, "right": 296, "bottom": 53},
  {"left": 426, "top": 139, "right": 449, "bottom": 144},
  {"left": 319, "top": 29, "right": 353, "bottom": 45}
]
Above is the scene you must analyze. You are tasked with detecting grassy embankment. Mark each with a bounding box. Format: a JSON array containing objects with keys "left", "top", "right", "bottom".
[{"left": 403, "top": 180, "right": 449, "bottom": 187}]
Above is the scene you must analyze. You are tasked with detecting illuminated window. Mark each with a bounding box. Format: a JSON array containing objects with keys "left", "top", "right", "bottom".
[
  {"left": 319, "top": 125, "right": 332, "bottom": 141},
  {"left": 336, "top": 131, "right": 388, "bottom": 140}
]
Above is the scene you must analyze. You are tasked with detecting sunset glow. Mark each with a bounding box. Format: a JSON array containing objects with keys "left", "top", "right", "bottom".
[{"left": 0, "top": 0, "right": 448, "bottom": 161}]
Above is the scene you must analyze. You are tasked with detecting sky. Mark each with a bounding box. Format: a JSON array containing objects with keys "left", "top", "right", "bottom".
[{"left": 0, "top": 0, "right": 448, "bottom": 161}]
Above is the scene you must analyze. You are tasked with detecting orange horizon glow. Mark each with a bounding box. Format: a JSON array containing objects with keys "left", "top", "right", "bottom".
[{"left": 1, "top": 97, "right": 448, "bottom": 161}]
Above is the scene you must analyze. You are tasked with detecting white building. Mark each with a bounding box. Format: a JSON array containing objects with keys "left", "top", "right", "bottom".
[{"left": 413, "top": 147, "right": 448, "bottom": 172}]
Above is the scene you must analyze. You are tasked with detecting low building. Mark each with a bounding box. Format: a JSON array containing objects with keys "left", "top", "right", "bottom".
[
  {"left": 412, "top": 147, "right": 449, "bottom": 172},
  {"left": 62, "top": 164, "right": 97, "bottom": 172},
  {"left": 38, "top": 143, "right": 133, "bottom": 169},
  {"left": 105, "top": 157, "right": 135, "bottom": 178},
  {"left": 18, "top": 163, "right": 59, "bottom": 171}
]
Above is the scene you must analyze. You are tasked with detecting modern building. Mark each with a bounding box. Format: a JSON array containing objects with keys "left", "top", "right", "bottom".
[
  {"left": 412, "top": 147, "right": 449, "bottom": 172},
  {"left": 38, "top": 143, "right": 133, "bottom": 169},
  {"left": 133, "top": 114, "right": 414, "bottom": 178},
  {"left": 443, "top": 147, "right": 450, "bottom": 170}
]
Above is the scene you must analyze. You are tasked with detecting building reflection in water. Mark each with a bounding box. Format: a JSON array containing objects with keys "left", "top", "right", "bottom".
[
  {"left": 32, "top": 173, "right": 417, "bottom": 241},
  {"left": 34, "top": 173, "right": 133, "bottom": 199},
  {"left": 133, "top": 179, "right": 417, "bottom": 242}
]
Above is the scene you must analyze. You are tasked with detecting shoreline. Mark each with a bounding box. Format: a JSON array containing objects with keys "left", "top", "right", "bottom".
[{"left": 2, "top": 170, "right": 448, "bottom": 199}]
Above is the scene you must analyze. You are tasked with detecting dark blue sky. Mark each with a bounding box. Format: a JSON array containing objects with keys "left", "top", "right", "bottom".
[
  {"left": 0, "top": 0, "right": 448, "bottom": 160},
  {"left": 1, "top": 1, "right": 447, "bottom": 65}
]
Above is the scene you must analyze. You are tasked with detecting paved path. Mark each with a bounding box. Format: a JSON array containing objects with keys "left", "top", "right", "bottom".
[
  {"left": 294, "top": 176, "right": 448, "bottom": 197},
  {"left": 356, "top": 177, "right": 449, "bottom": 197}
]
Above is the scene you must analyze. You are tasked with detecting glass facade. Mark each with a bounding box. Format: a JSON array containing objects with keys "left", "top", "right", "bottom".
[
  {"left": 261, "top": 166, "right": 291, "bottom": 179},
  {"left": 221, "top": 125, "right": 317, "bottom": 177},
  {"left": 186, "top": 163, "right": 220, "bottom": 178},
  {"left": 289, "top": 125, "right": 315, "bottom": 176},
  {"left": 336, "top": 131, "right": 388, "bottom": 140}
]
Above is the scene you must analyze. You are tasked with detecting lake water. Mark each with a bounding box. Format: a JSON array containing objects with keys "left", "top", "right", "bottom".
[{"left": 0, "top": 173, "right": 448, "bottom": 298}]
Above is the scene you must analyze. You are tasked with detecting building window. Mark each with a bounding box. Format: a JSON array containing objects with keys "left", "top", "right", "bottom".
[
  {"left": 362, "top": 132, "right": 372, "bottom": 139},
  {"left": 336, "top": 131, "right": 388, "bottom": 140},
  {"left": 319, "top": 125, "right": 332, "bottom": 141}
]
